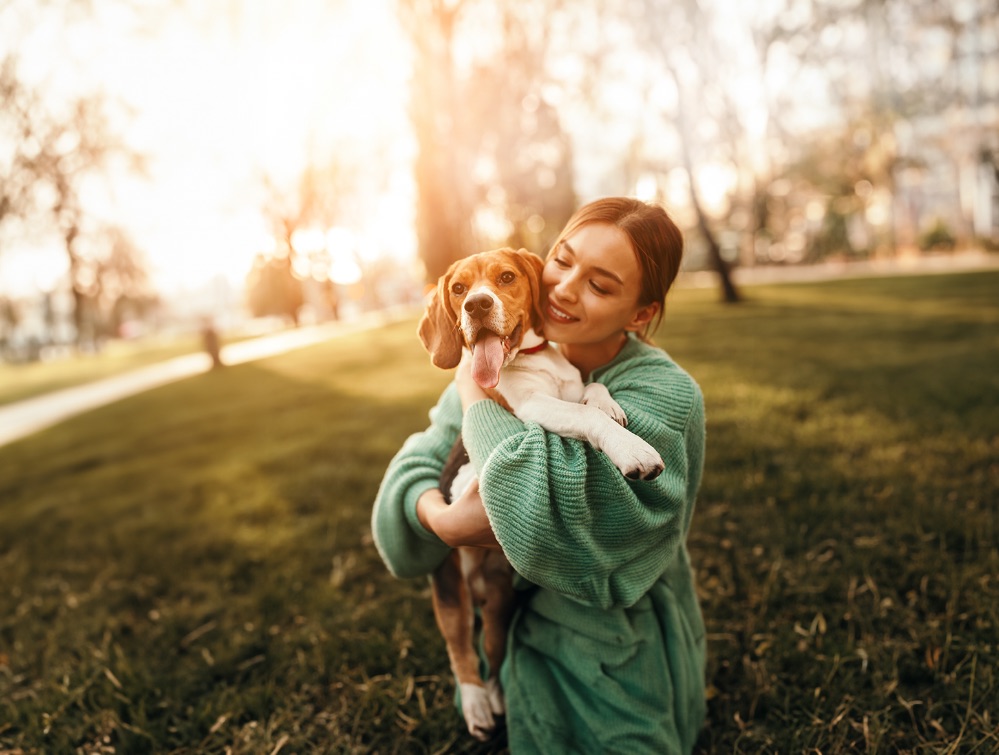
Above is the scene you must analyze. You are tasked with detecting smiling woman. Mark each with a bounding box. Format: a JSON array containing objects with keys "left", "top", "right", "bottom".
[{"left": 2, "top": 0, "right": 416, "bottom": 298}]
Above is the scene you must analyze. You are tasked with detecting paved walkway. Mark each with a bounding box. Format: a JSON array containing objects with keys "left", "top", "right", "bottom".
[
  {"left": 0, "top": 307, "right": 417, "bottom": 448},
  {"left": 678, "top": 248, "right": 999, "bottom": 288}
]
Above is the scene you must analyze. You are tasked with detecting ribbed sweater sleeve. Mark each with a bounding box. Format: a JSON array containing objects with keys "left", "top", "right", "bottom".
[
  {"left": 461, "top": 338, "right": 705, "bottom": 610},
  {"left": 370, "top": 383, "right": 461, "bottom": 578}
]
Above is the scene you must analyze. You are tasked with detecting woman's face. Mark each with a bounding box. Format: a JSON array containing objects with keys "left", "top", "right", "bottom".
[{"left": 541, "top": 222, "right": 655, "bottom": 346}]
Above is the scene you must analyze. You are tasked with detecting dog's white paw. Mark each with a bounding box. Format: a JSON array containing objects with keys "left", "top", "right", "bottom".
[
  {"left": 606, "top": 435, "right": 665, "bottom": 481},
  {"left": 582, "top": 383, "right": 628, "bottom": 426},
  {"left": 485, "top": 676, "right": 505, "bottom": 716},
  {"left": 460, "top": 682, "right": 497, "bottom": 741}
]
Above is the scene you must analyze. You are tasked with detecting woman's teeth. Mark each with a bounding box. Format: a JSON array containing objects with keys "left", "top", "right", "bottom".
[{"left": 548, "top": 302, "right": 576, "bottom": 323}]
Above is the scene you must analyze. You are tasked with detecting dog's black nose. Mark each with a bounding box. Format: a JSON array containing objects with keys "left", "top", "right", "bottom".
[{"left": 464, "top": 294, "right": 493, "bottom": 317}]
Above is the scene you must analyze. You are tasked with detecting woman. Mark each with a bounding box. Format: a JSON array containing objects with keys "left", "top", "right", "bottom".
[{"left": 372, "top": 197, "right": 707, "bottom": 753}]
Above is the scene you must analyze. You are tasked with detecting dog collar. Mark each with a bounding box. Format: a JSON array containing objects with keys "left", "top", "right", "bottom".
[{"left": 519, "top": 340, "right": 549, "bottom": 356}]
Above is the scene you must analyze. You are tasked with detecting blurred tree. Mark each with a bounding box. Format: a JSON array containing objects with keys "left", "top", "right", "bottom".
[
  {"left": 0, "top": 296, "right": 20, "bottom": 358},
  {"left": 396, "top": 0, "right": 576, "bottom": 281},
  {"left": 790, "top": 0, "right": 998, "bottom": 250},
  {"left": 261, "top": 159, "right": 359, "bottom": 260},
  {"left": 257, "top": 156, "right": 363, "bottom": 321},
  {"left": 0, "top": 55, "right": 148, "bottom": 347},
  {"left": 0, "top": 60, "right": 34, "bottom": 235},
  {"left": 245, "top": 254, "right": 304, "bottom": 326},
  {"left": 397, "top": 0, "right": 476, "bottom": 281},
  {"left": 95, "top": 227, "right": 160, "bottom": 337},
  {"left": 625, "top": 0, "right": 741, "bottom": 302},
  {"left": 459, "top": 2, "right": 576, "bottom": 254}
]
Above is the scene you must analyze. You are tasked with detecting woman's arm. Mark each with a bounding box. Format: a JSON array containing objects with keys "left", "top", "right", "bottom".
[
  {"left": 416, "top": 479, "right": 500, "bottom": 549},
  {"left": 370, "top": 383, "right": 464, "bottom": 578},
  {"left": 414, "top": 354, "right": 499, "bottom": 548}
]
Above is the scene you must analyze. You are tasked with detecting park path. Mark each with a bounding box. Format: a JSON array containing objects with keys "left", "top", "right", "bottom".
[
  {"left": 0, "top": 307, "right": 416, "bottom": 449},
  {"left": 1, "top": 250, "right": 996, "bottom": 449}
]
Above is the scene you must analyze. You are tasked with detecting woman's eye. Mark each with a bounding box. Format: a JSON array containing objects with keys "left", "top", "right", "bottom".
[
  {"left": 554, "top": 257, "right": 570, "bottom": 268},
  {"left": 499, "top": 271, "right": 516, "bottom": 284},
  {"left": 451, "top": 282, "right": 467, "bottom": 295},
  {"left": 589, "top": 281, "right": 609, "bottom": 295}
]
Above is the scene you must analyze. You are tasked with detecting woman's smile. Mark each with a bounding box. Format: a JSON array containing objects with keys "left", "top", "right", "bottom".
[{"left": 545, "top": 299, "right": 578, "bottom": 324}]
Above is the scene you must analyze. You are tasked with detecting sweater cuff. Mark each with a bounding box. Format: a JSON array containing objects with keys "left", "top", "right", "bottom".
[
  {"left": 404, "top": 480, "right": 447, "bottom": 544},
  {"left": 463, "top": 399, "right": 526, "bottom": 472}
]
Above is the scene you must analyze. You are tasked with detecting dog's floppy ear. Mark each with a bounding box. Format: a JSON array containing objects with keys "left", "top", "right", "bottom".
[
  {"left": 514, "top": 248, "right": 546, "bottom": 334},
  {"left": 418, "top": 268, "right": 463, "bottom": 369}
]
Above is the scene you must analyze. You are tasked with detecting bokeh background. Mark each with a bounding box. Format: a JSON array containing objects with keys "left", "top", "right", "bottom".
[
  {"left": 1, "top": 0, "right": 996, "bottom": 355},
  {"left": 1, "top": 2, "right": 998, "bottom": 753}
]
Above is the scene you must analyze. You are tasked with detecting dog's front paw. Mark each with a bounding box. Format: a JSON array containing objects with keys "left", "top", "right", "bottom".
[
  {"left": 582, "top": 383, "right": 628, "bottom": 426},
  {"left": 460, "top": 682, "right": 498, "bottom": 741},
  {"left": 607, "top": 436, "right": 665, "bottom": 481}
]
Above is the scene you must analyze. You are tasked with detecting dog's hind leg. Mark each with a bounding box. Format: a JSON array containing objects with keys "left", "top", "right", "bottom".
[
  {"left": 477, "top": 550, "right": 514, "bottom": 718},
  {"left": 431, "top": 550, "right": 496, "bottom": 741}
]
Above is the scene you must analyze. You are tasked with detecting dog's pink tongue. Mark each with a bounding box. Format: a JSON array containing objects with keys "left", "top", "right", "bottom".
[{"left": 471, "top": 333, "right": 504, "bottom": 389}]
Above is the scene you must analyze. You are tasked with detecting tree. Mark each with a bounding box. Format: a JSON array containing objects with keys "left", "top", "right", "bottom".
[
  {"left": 245, "top": 253, "right": 304, "bottom": 325},
  {"left": 95, "top": 227, "right": 160, "bottom": 337},
  {"left": 1, "top": 55, "right": 147, "bottom": 346},
  {"left": 624, "top": 0, "right": 742, "bottom": 301},
  {"left": 0, "top": 295, "right": 20, "bottom": 359},
  {"left": 397, "top": 0, "right": 577, "bottom": 281},
  {"left": 397, "top": 0, "right": 476, "bottom": 282}
]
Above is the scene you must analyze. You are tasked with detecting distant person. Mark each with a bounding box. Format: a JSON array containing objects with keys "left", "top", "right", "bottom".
[
  {"left": 372, "top": 197, "right": 707, "bottom": 752},
  {"left": 201, "top": 318, "right": 223, "bottom": 369}
]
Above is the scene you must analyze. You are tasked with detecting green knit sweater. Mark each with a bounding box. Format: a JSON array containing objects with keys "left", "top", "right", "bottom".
[{"left": 372, "top": 334, "right": 707, "bottom": 753}]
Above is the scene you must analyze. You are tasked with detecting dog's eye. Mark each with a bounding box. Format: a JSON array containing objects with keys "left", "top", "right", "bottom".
[
  {"left": 451, "top": 282, "right": 467, "bottom": 295},
  {"left": 499, "top": 271, "right": 516, "bottom": 285}
]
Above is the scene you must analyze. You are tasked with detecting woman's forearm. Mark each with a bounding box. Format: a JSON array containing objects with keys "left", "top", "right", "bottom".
[{"left": 416, "top": 484, "right": 500, "bottom": 549}]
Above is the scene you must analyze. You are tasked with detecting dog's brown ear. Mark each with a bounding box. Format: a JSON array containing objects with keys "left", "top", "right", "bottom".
[
  {"left": 418, "top": 270, "right": 463, "bottom": 369},
  {"left": 515, "top": 248, "right": 546, "bottom": 334}
]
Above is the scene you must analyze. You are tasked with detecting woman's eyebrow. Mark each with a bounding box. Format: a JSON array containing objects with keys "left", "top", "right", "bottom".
[{"left": 561, "top": 240, "right": 625, "bottom": 285}]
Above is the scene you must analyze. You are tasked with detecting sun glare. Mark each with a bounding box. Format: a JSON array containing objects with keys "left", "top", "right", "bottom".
[{"left": 4, "top": 1, "right": 415, "bottom": 298}]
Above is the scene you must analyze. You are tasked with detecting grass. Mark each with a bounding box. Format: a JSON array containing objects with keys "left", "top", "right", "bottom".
[{"left": 1, "top": 271, "right": 997, "bottom": 753}]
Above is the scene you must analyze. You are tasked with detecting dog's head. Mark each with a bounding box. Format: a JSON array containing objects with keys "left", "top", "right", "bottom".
[{"left": 418, "top": 247, "right": 545, "bottom": 388}]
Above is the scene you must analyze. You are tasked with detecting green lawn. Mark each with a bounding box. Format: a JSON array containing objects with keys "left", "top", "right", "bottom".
[{"left": 1, "top": 272, "right": 997, "bottom": 753}]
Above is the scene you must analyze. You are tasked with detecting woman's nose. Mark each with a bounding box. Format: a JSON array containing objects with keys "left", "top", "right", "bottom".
[
  {"left": 551, "top": 273, "right": 578, "bottom": 302},
  {"left": 545, "top": 270, "right": 575, "bottom": 300}
]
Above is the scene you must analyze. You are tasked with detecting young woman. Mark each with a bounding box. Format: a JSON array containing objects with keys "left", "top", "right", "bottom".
[{"left": 372, "top": 197, "right": 707, "bottom": 753}]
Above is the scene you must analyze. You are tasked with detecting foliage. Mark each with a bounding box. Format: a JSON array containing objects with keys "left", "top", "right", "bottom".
[
  {"left": 1, "top": 271, "right": 997, "bottom": 752},
  {"left": 0, "top": 53, "right": 150, "bottom": 345},
  {"left": 245, "top": 255, "right": 305, "bottom": 326},
  {"left": 919, "top": 219, "right": 957, "bottom": 252}
]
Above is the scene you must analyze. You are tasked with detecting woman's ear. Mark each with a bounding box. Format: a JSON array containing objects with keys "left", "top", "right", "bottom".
[
  {"left": 515, "top": 248, "right": 546, "bottom": 334},
  {"left": 418, "top": 270, "right": 463, "bottom": 369},
  {"left": 625, "top": 301, "right": 660, "bottom": 333}
]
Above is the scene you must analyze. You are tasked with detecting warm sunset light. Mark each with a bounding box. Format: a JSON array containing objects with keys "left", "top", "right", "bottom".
[{"left": 0, "top": 1, "right": 414, "bottom": 296}]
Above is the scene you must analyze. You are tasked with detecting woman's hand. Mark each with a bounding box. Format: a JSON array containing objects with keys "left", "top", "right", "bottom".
[
  {"left": 454, "top": 352, "right": 490, "bottom": 413},
  {"left": 416, "top": 480, "right": 500, "bottom": 549}
]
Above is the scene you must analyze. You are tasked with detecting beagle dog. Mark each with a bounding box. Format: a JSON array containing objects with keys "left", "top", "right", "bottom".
[{"left": 418, "top": 247, "right": 665, "bottom": 741}]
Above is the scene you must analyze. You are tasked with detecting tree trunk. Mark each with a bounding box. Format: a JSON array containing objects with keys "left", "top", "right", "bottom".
[
  {"left": 668, "top": 64, "right": 741, "bottom": 303},
  {"left": 402, "top": 0, "right": 476, "bottom": 283},
  {"left": 692, "top": 187, "right": 740, "bottom": 303}
]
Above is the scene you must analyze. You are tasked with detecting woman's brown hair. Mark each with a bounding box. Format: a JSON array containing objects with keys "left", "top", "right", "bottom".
[{"left": 547, "top": 197, "right": 684, "bottom": 340}]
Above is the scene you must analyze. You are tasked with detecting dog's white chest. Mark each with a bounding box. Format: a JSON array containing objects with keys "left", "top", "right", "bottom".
[{"left": 496, "top": 352, "right": 585, "bottom": 413}]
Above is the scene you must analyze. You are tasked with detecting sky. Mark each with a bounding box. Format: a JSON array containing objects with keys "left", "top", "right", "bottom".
[{"left": 0, "top": 0, "right": 417, "bottom": 297}]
